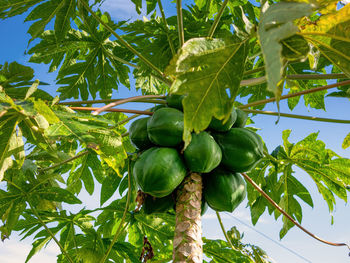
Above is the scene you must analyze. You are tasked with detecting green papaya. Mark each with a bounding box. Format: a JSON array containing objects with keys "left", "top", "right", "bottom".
[
  {"left": 183, "top": 132, "right": 222, "bottom": 173},
  {"left": 147, "top": 107, "right": 184, "bottom": 147},
  {"left": 213, "top": 128, "right": 264, "bottom": 172},
  {"left": 203, "top": 167, "right": 246, "bottom": 212},
  {"left": 129, "top": 117, "right": 153, "bottom": 150},
  {"left": 143, "top": 194, "right": 174, "bottom": 214},
  {"left": 133, "top": 147, "right": 186, "bottom": 198},
  {"left": 232, "top": 108, "right": 248, "bottom": 128},
  {"left": 209, "top": 109, "right": 237, "bottom": 132},
  {"left": 150, "top": 104, "right": 167, "bottom": 112},
  {"left": 166, "top": 94, "right": 184, "bottom": 111}
]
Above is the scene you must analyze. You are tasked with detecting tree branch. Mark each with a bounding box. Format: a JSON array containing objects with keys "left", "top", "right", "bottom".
[
  {"left": 241, "top": 172, "right": 350, "bottom": 250},
  {"left": 70, "top": 107, "right": 153, "bottom": 115},
  {"left": 58, "top": 98, "right": 166, "bottom": 106},
  {"left": 176, "top": 0, "right": 184, "bottom": 47},
  {"left": 208, "top": 0, "right": 229, "bottom": 38},
  {"left": 100, "top": 159, "right": 132, "bottom": 263},
  {"left": 243, "top": 109, "right": 350, "bottom": 124},
  {"left": 157, "top": 0, "right": 176, "bottom": 56},
  {"left": 240, "top": 79, "right": 350, "bottom": 109},
  {"left": 91, "top": 95, "right": 164, "bottom": 115},
  {"left": 78, "top": 0, "right": 167, "bottom": 80}
]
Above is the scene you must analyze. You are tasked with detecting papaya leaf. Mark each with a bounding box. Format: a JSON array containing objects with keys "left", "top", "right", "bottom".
[
  {"left": 203, "top": 238, "right": 252, "bottom": 263},
  {"left": 0, "top": 0, "right": 43, "bottom": 19},
  {"left": 258, "top": 2, "right": 314, "bottom": 97},
  {"left": 23, "top": 0, "right": 78, "bottom": 41},
  {"left": 100, "top": 170, "right": 122, "bottom": 206},
  {"left": 28, "top": 12, "right": 131, "bottom": 100},
  {"left": 0, "top": 116, "right": 24, "bottom": 181},
  {"left": 67, "top": 152, "right": 97, "bottom": 195},
  {"left": 285, "top": 64, "right": 327, "bottom": 110},
  {"left": 343, "top": 133, "right": 350, "bottom": 149},
  {"left": 301, "top": 4, "right": 350, "bottom": 77},
  {"left": 167, "top": 37, "right": 248, "bottom": 146},
  {"left": 34, "top": 187, "right": 82, "bottom": 204},
  {"left": 0, "top": 62, "right": 34, "bottom": 88}
]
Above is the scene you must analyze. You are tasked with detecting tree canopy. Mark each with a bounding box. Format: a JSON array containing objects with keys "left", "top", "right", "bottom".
[{"left": 0, "top": 0, "right": 350, "bottom": 262}]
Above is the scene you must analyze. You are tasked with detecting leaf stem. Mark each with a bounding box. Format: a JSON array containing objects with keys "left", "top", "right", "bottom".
[
  {"left": 208, "top": 0, "right": 229, "bottom": 38},
  {"left": 216, "top": 212, "right": 237, "bottom": 251},
  {"left": 243, "top": 109, "right": 350, "bottom": 124},
  {"left": 157, "top": 0, "right": 176, "bottom": 56},
  {"left": 286, "top": 73, "right": 348, "bottom": 80},
  {"left": 70, "top": 107, "right": 154, "bottom": 116},
  {"left": 28, "top": 202, "right": 75, "bottom": 263},
  {"left": 241, "top": 73, "right": 349, "bottom": 86},
  {"left": 241, "top": 172, "right": 350, "bottom": 250},
  {"left": 38, "top": 151, "right": 89, "bottom": 173},
  {"left": 58, "top": 98, "right": 166, "bottom": 106},
  {"left": 240, "top": 79, "right": 350, "bottom": 109},
  {"left": 78, "top": 0, "right": 166, "bottom": 79},
  {"left": 100, "top": 159, "right": 132, "bottom": 263},
  {"left": 176, "top": 0, "right": 184, "bottom": 47},
  {"left": 117, "top": 114, "right": 141, "bottom": 126},
  {"left": 91, "top": 95, "right": 164, "bottom": 115},
  {"left": 243, "top": 66, "right": 265, "bottom": 76}
]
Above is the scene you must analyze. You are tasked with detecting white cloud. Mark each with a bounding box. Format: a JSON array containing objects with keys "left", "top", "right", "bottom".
[
  {"left": 0, "top": 237, "right": 58, "bottom": 263},
  {"left": 98, "top": 0, "right": 145, "bottom": 20}
]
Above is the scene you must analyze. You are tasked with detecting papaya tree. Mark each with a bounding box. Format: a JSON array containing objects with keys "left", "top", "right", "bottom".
[{"left": 1, "top": 0, "right": 350, "bottom": 262}]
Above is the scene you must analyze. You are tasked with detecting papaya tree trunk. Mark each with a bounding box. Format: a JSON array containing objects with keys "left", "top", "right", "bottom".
[{"left": 173, "top": 173, "right": 203, "bottom": 262}]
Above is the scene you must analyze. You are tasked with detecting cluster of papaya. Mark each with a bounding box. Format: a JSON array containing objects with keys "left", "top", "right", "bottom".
[{"left": 130, "top": 94, "right": 264, "bottom": 215}]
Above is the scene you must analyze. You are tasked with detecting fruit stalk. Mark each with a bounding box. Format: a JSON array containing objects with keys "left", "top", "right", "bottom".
[{"left": 173, "top": 173, "right": 203, "bottom": 263}]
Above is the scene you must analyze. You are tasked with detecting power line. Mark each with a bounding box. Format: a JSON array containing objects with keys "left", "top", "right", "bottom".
[{"left": 224, "top": 212, "right": 313, "bottom": 263}]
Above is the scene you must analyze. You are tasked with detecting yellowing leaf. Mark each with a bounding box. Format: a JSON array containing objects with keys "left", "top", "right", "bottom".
[
  {"left": 301, "top": 4, "right": 350, "bottom": 76},
  {"left": 343, "top": 133, "right": 350, "bottom": 149},
  {"left": 166, "top": 37, "right": 248, "bottom": 147}
]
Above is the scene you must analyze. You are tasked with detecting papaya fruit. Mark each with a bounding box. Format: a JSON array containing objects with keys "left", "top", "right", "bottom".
[
  {"left": 183, "top": 132, "right": 222, "bottom": 173},
  {"left": 232, "top": 108, "right": 248, "bottom": 128},
  {"left": 150, "top": 104, "right": 166, "bottom": 112},
  {"left": 143, "top": 194, "right": 174, "bottom": 214},
  {"left": 147, "top": 107, "right": 184, "bottom": 147},
  {"left": 166, "top": 94, "right": 184, "bottom": 111},
  {"left": 209, "top": 109, "right": 237, "bottom": 132},
  {"left": 213, "top": 128, "right": 264, "bottom": 172},
  {"left": 203, "top": 167, "right": 246, "bottom": 212},
  {"left": 129, "top": 117, "right": 153, "bottom": 150},
  {"left": 133, "top": 147, "right": 186, "bottom": 198}
]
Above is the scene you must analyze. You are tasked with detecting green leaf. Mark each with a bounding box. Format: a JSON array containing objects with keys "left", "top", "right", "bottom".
[
  {"left": 203, "top": 238, "right": 252, "bottom": 263},
  {"left": 301, "top": 4, "right": 350, "bottom": 76},
  {"left": 0, "top": 62, "right": 34, "bottom": 88},
  {"left": 24, "top": 80, "right": 39, "bottom": 100},
  {"left": 343, "top": 133, "right": 350, "bottom": 149},
  {"left": 35, "top": 187, "right": 82, "bottom": 204},
  {"left": 54, "top": 0, "right": 76, "bottom": 40},
  {"left": 0, "top": 0, "right": 43, "bottom": 19},
  {"left": 285, "top": 64, "right": 327, "bottom": 110},
  {"left": 0, "top": 116, "right": 23, "bottom": 181},
  {"left": 167, "top": 37, "right": 248, "bottom": 146},
  {"left": 258, "top": 2, "right": 313, "bottom": 96},
  {"left": 89, "top": 129, "right": 127, "bottom": 177},
  {"left": 100, "top": 171, "right": 122, "bottom": 206}
]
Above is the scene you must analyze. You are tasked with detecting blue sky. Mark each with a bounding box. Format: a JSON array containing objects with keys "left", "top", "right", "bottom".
[{"left": 0, "top": 1, "right": 350, "bottom": 262}]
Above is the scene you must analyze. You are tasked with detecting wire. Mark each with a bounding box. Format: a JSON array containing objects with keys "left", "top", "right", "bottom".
[{"left": 224, "top": 212, "right": 313, "bottom": 263}]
